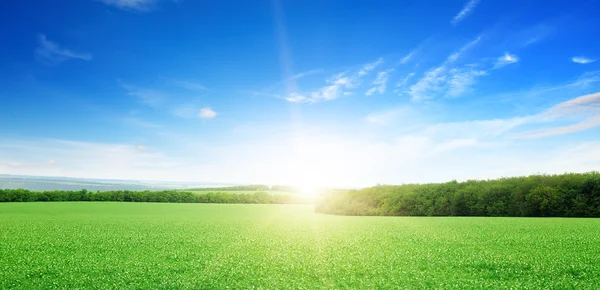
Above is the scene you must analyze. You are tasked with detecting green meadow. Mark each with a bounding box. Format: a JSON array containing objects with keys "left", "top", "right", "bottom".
[{"left": 1, "top": 203, "right": 600, "bottom": 289}]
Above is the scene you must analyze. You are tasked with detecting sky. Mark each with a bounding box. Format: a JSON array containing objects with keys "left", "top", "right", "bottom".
[{"left": 1, "top": 0, "right": 600, "bottom": 187}]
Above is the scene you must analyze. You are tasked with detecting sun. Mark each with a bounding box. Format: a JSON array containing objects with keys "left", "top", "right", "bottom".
[{"left": 299, "top": 185, "right": 318, "bottom": 197}]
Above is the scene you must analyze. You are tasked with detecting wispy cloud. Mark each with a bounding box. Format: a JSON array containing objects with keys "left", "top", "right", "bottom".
[
  {"left": 409, "top": 66, "right": 447, "bottom": 101},
  {"left": 286, "top": 59, "right": 381, "bottom": 103},
  {"left": 257, "top": 69, "right": 324, "bottom": 95},
  {"left": 169, "top": 79, "right": 209, "bottom": 92},
  {"left": 407, "top": 36, "right": 521, "bottom": 101},
  {"left": 358, "top": 58, "right": 383, "bottom": 76},
  {"left": 493, "top": 52, "right": 519, "bottom": 69},
  {"left": 399, "top": 51, "right": 416, "bottom": 65},
  {"left": 123, "top": 117, "right": 161, "bottom": 128},
  {"left": 365, "top": 69, "right": 394, "bottom": 96},
  {"left": 397, "top": 73, "right": 415, "bottom": 87},
  {"left": 409, "top": 37, "right": 482, "bottom": 101},
  {"left": 518, "top": 24, "right": 553, "bottom": 47},
  {"left": 98, "top": 0, "right": 157, "bottom": 11},
  {"left": 170, "top": 105, "right": 197, "bottom": 118},
  {"left": 308, "top": 73, "right": 355, "bottom": 102},
  {"left": 35, "top": 34, "right": 91, "bottom": 64},
  {"left": 198, "top": 107, "right": 217, "bottom": 119},
  {"left": 393, "top": 72, "right": 415, "bottom": 95},
  {"left": 447, "top": 68, "right": 487, "bottom": 97},
  {"left": 121, "top": 81, "right": 215, "bottom": 121},
  {"left": 285, "top": 92, "right": 311, "bottom": 104},
  {"left": 397, "top": 36, "right": 437, "bottom": 65},
  {"left": 121, "top": 83, "right": 166, "bottom": 108},
  {"left": 170, "top": 105, "right": 218, "bottom": 119},
  {"left": 572, "top": 56, "right": 596, "bottom": 64},
  {"left": 425, "top": 90, "right": 600, "bottom": 140},
  {"left": 451, "top": 0, "right": 480, "bottom": 25},
  {"left": 447, "top": 36, "right": 481, "bottom": 63},
  {"left": 516, "top": 92, "right": 600, "bottom": 138},
  {"left": 291, "top": 69, "right": 324, "bottom": 80}
]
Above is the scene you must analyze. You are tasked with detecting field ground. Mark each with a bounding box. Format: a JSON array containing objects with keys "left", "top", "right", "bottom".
[{"left": 1, "top": 203, "right": 600, "bottom": 289}]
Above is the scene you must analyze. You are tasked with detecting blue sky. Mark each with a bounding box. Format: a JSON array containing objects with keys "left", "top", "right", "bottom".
[{"left": 1, "top": 0, "right": 600, "bottom": 187}]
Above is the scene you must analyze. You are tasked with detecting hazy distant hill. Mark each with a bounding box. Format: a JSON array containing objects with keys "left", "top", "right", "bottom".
[{"left": 0, "top": 175, "right": 236, "bottom": 191}]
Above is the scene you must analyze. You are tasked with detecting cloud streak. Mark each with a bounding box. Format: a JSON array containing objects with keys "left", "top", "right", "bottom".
[
  {"left": 493, "top": 53, "right": 519, "bottom": 69},
  {"left": 169, "top": 79, "right": 209, "bottom": 92},
  {"left": 399, "top": 51, "right": 415, "bottom": 64},
  {"left": 358, "top": 58, "right": 383, "bottom": 76},
  {"left": 451, "top": 0, "right": 480, "bottom": 25},
  {"left": 35, "top": 34, "right": 91, "bottom": 64},
  {"left": 572, "top": 57, "right": 596, "bottom": 64},
  {"left": 286, "top": 58, "right": 383, "bottom": 103},
  {"left": 99, "top": 0, "right": 157, "bottom": 11},
  {"left": 408, "top": 37, "right": 482, "bottom": 101},
  {"left": 365, "top": 69, "right": 394, "bottom": 96},
  {"left": 121, "top": 83, "right": 166, "bottom": 108},
  {"left": 408, "top": 39, "right": 520, "bottom": 101},
  {"left": 516, "top": 92, "right": 600, "bottom": 138}
]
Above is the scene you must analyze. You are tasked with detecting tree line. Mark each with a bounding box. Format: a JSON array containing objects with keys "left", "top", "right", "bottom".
[
  {"left": 0, "top": 189, "right": 304, "bottom": 204},
  {"left": 315, "top": 172, "right": 600, "bottom": 217},
  {"left": 186, "top": 185, "right": 271, "bottom": 191}
]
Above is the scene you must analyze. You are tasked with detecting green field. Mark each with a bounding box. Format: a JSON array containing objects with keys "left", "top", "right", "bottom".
[{"left": 1, "top": 203, "right": 599, "bottom": 289}]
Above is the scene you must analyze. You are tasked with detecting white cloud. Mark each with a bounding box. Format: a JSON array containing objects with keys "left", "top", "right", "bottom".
[
  {"left": 493, "top": 52, "right": 519, "bottom": 69},
  {"left": 402, "top": 90, "right": 600, "bottom": 142},
  {"left": 396, "top": 72, "right": 415, "bottom": 88},
  {"left": 122, "top": 82, "right": 214, "bottom": 120},
  {"left": 572, "top": 57, "right": 596, "bottom": 64},
  {"left": 410, "top": 66, "right": 447, "bottom": 101},
  {"left": 365, "top": 69, "right": 394, "bottom": 96},
  {"left": 358, "top": 58, "right": 383, "bottom": 76},
  {"left": 121, "top": 83, "right": 165, "bottom": 108},
  {"left": 451, "top": 0, "right": 480, "bottom": 25},
  {"left": 515, "top": 92, "right": 600, "bottom": 138},
  {"left": 136, "top": 145, "right": 148, "bottom": 150},
  {"left": 199, "top": 107, "right": 217, "bottom": 119},
  {"left": 447, "top": 36, "right": 481, "bottom": 63},
  {"left": 291, "top": 69, "right": 324, "bottom": 80},
  {"left": 516, "top": 24, "right": 553, "bottom": 48},
  {"left": 286, "top": 74, "right": 351, "bottom": 104},
  {"left": 399, "top": 51, "right": 415, "bottom": 64},
  {"left": 35, "top": 34, "right": 91, "bottom": 64},
  {"left": 170, "top": 79, "right": 208, "bottom": 92},
  {"left": 286, "top": 60, "right": 379, "bottom": 103},
  {"left": 98, "top": 0, "right": 157, "bottom": 11},
  {"left": 285, "top": 92, "right": 312, "bottom": 104},
  {"left": 447, "top": 68, "right": 487, "bottom": 97},
  {"left": 409, "top": 36, "right": 491, "bottom": 100}
]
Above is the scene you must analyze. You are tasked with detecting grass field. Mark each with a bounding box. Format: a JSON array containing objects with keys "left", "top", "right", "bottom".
[{"left": 1, "top": 203, "right": 599, "bottom": 289}]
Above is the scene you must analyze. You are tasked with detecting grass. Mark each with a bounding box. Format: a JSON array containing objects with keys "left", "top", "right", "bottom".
[{"left": 1, "top": 203, "right": 599, "bottom": 289}]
